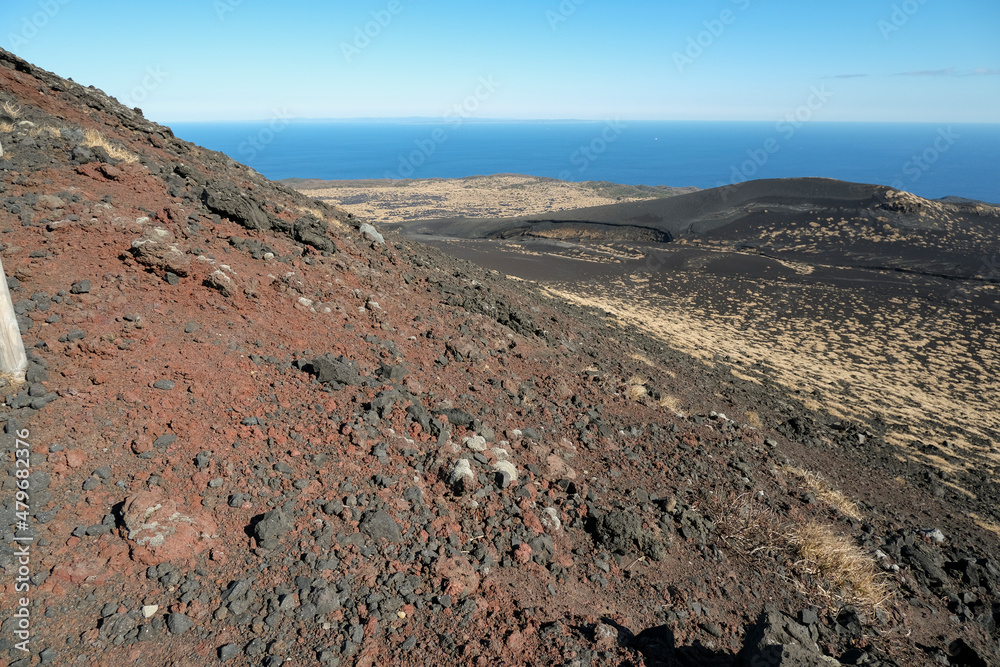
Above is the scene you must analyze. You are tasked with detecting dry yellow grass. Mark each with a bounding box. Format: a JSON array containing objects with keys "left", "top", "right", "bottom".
[
  {"left": 658, "top": 393, "right": 683, "bottom": 413},
  {"left": 802, "top": 397, "right": 822, "bottom": 412},
  {"left": 541, "top": 261, "right": 1000, "bottom": 493},
  {"left": 295, "top": 205, "right": 346, "bottom": 232},
  {"left": 712, "top": 494, "right": 890, "bottom": 612},
  {"left": 791, "top": 521, "right": 891, "bottom": 610},
  {"left": 0, "top": 371, "right": 25, "bottom": 391},
  {"left": 627, "top": 375, "right": 648, "bottom": 401},
  {"left": 296, "top": 174, "right": 663, "bottom": 225},
  {"left": 83, "top": 128, "right": 138, "bottom": 163},
  {"left": 2, "top": 101, "right": 21, "bottom": 119},
  {"left": 629, "top": 352, "right": 655, "bottom": 366},
  {"left": 28, "top": 125, "right": 60, "bottom": 140},
  {"left": 780, "top": 465, "right": 864, "bottom": 520},
  {"left": 0, "top": 122, "right": 13, "bottom": 134},
  {"left": 968, "top": 513, "right": 1000, "bottom": 539},
  {"left": 714, "top": 493, "right": 786, "bottom": 561},
  {"left": 745, "top": 410, "right": 763, "bottom": 429}
]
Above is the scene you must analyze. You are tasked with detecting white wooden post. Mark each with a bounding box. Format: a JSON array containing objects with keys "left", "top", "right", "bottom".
[{"left": 0, "top": 254, "right": 27, "bottom": 384}]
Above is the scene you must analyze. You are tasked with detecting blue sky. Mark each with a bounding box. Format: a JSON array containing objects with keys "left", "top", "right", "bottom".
[{"left": 1, "top": 0, "right": 997, "bottom": 123}]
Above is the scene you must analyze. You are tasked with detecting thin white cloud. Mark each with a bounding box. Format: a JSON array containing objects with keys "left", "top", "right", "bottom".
[
  {"left": 895, "top": 67, "right": 958, "bottom": 77},
  {"left": 893, "top": 67, "right": 1000, "bottom": 77}
]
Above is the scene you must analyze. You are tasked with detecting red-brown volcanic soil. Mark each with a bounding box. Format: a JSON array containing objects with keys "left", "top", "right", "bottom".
[{"left": 1, "top": 48, "right": 999, "bottom": 667}]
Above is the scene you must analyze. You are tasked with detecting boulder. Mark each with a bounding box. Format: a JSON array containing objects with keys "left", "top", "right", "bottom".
[
  {"left": 293, "top": 215, "right": 335, "bottom": 251},
  {"left": 360, "top": 223, "right": 384, "bottom": 245},
  {"left": 201, "top": 180, "right": 271, "bottom": 231},
  {"left": 359, "top": 509, "right": 403, "bottom": 543},
  {"left": 591, "top": 510, "right": 664, "bottom": 561},
  {"left": 251, "top": 509, "right": 293, "bottom": 549},
  {"left": 204, "top": 269, "right": 235, "bottom": 297},
  {"left": 121, "top": 491, "right": 217, "bottom": 564},
  {"left": 449, "top": 459, "right": 475, "bottom": 494},
  {"left": 305, "top": 355, "right": 363, "bottom": 387},
  {"left": 737, "top": 606, "right": 837, "bottom": 666},
  {"left": 901, "top": 541, "right": 950, "bottom": 592},
  {"left": 130, "top": 226, "right": 191, "bottom": 277}
]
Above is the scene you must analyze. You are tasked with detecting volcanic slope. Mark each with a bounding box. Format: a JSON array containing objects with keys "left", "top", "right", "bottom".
[
  {"left": 1, "top": 48, "right": 1000, "bottom": 666},
  {"left": 398, "top": 179, "right": 1000, "bottom": 522}
]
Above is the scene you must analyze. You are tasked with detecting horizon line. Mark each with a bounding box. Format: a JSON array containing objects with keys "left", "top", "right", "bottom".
[{"left": 162, "top": 116, "right": 1000, "bottom": 126}]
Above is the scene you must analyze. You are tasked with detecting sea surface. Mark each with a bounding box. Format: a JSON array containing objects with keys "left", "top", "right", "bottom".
[{"left": 167, "top": 120, "right": 1000, "bottom": 204}]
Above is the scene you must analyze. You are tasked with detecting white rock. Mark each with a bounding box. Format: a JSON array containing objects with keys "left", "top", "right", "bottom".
[
  {"left": 464, "top": 435, "right": 488, "bottom": 452},
  {"left": 209, "top": 270, "right": 232, "bottom": 286},
  {"left": 449, "top": 459, "right": 474, "bottom": 488},
  {"left": 541, "top": 507, "right": 561, "bottom": 532},
  {"left": 142, "top": 605, "right": 158, "bottom": 618},
  {"left": 493, "top": 460, "right": 518, "bottom": 482},
  {"left": 359, "top": 223, "right": 385, "bottom": 245},
  {"left": 921, "top": 528, "right": 946, "bottom": 543}
]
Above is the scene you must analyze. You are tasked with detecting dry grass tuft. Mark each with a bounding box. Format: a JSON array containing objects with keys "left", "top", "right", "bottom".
[
  {"left": 781, "top": 465, "right": 864, "bottom": 521},
  {"left": 791, "top": 521, "right": 891, "bottom": 610},
  {"left": 296, "top": 204, "right": 346, "bottom": 232},
  {"left": 295, "top": 204, "right": 326, "bottom": 220},
  {"left": 83, "top": 128, "right": 138, "bottom": 163},
  {"left": 28, "top": 125, "right": 60, "bottom": 140},
  {"left": 713, "top": 492, "right": 786, "bottom": 561},
  {"left": 627, "top": 375, "right": 648, "bottom": 401},
  {"left": 745, "top": 410, "right": 763, "bottom": 429},
  {"left": 711, "top": 494, "right": 891, "bottom": 613},
  {"left": 0, "top": 122, "right": 13, "bottom": 134},
  {"left": 2, "top": 101, "right": 21, "bottom": 119},
  {"left": 802, "top": 397, "right": 822, "bottom": 411},
  {"left": 629, "top": 352, "right": 654, "bottom": 366},
  {"left": 969, "top": 513, "right": 1000, "bottom": 539},
  {"left": 0, "top": 371, "right": 26, "bottom": 391},
  {"left": 658, "top": 393, "right": 683, "bottom": 413}
]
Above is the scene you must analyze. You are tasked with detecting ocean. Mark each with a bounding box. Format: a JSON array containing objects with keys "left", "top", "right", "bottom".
[{"left": 167, "top": 120, "right": 1000, "bottom": 204}]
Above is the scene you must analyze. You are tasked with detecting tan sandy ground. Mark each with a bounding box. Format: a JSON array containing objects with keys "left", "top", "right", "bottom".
[{"left": 291, "top": 174, "right": 687, "bottom": 223}]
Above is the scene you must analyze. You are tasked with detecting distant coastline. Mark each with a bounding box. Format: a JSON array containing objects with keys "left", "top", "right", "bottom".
[{"left": 169, "top": 120, "right": 1000, "bottom": 204}]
